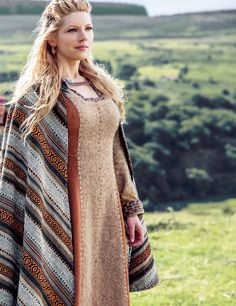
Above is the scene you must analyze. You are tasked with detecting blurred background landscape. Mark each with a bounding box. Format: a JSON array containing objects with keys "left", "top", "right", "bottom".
[{"left": 0, "top": 1, "right": 236, "bottom": 304}]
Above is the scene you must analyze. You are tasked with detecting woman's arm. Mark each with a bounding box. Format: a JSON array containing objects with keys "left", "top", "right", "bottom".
[{"left": 113, "top": 124, "right": 145, "bottom": 220}]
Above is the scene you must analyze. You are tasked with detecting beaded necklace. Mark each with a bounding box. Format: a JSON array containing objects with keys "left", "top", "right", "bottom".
[
  {"left": 63, "top": 78, "right": 105, "bottom": 102},
  {"left": 63, "top": 79, "right": 92, "bottom": 86}
]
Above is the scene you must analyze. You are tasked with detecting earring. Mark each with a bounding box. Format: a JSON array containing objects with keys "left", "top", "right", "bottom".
[{"left": 51, "top": 45, "right": 56, "bottom": 56}]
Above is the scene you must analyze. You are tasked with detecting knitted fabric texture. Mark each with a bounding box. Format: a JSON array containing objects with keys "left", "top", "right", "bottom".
[{"left": 65, "top": 89, "right": 131, "bottom": 305}]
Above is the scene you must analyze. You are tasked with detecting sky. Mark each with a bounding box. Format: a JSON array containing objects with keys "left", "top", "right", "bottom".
[{"left": 90, "top": 0, "right": 236, "bottom": 17}]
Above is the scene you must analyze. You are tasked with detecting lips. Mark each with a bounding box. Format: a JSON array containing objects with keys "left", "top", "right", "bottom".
[{"left": 75, "top": 45, "right": 88, "bottom": 49}]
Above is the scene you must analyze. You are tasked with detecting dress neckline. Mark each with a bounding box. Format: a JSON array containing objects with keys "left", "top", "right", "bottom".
[
  {"left": 61, "top": 79, "right": 105, "bottom": 102},
  {"left": 66, "top": 90, "right": 114, "bottom": 108}
]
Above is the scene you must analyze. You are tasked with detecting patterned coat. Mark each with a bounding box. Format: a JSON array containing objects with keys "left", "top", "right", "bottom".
[{"left": 0, "top": 83, "right": 159, "bottom": 305}]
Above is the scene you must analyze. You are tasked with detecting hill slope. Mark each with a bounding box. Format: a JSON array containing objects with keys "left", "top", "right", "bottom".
[
  {"left": 0, "top": 0, "right": 148, "bottom": 16},
  {"left": 0, "top": 9, "right": 235, "bottom": 40},
  {"left": 0, "top": 9, "right": 236, "bottom": 207}
]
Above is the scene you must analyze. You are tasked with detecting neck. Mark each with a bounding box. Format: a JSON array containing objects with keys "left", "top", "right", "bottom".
[{"left": 58, "top": 55, "right": 85, "bottom": 82}]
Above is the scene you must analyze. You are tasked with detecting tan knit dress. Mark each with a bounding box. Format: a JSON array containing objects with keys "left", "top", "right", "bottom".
[{"left": 65, "top": 87, "right": 144, "bottom": 306}]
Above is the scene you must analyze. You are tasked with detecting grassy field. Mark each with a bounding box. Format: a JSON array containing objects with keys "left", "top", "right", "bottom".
[
  {"left": 1, "top": 35, "right": 236, "bottom": 104},
  {"left": 131, "top": 199, "right": 236, "bottom": 305},
  {"left": 0, "top": 13, "right": 235, "bottom": 105},
  {"left": 0, "top": 11, "right": 235, "bottom": 40}
]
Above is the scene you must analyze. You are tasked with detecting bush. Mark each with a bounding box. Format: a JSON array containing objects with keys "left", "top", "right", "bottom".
[
  {"left": 143, "top": 79, "right": 156, "bottom": 87},
  {"left": 0, "top": 71, "right": 19, "bottom": 83},
  {"left": 150, "top": 95, "right": 169, "bottom": 106},
  {"left": 94, "top": 59, "right": 112, "bottom": 74},
  {"left": 118, "top": 64, "right": 137, "bottom": 80},
  {"left": 192, "top": 82, "right": 200, "bottom": 88},
  {"left": 222, "top": 89, "right": 230, "bottom": 95}
]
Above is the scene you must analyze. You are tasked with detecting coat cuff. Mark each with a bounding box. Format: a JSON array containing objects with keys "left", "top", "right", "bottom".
[{"left": 122, "top": 199, "right": 145, "bottom": 219}]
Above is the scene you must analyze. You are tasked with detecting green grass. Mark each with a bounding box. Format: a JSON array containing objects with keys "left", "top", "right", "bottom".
[
  {"left": 1, "top": 12, "right": 235, "bottom": 42},
  {"left": 138, "top": 65, "right": 179, "bottom": 81},
  {"left": 131, "top": 199, "right": 236, "bottom": 305},
  {"left": 0, "top": 13, "right": 236, "bottom": 104},
  {"left": 1, "top": 34, "right": 236, "bottom": 104}
]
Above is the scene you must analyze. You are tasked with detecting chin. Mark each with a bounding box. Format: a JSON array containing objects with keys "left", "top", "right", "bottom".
[{"left": 70, "top": 53, "right": 88, "bottom": 61}]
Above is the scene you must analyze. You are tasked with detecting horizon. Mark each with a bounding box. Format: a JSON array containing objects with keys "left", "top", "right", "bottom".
[
  {"left": 90, "top": 0, "right": 236, "bottom": 17},
  {"left": 8, "top": 0, "right": 236, "bottom": 16}
]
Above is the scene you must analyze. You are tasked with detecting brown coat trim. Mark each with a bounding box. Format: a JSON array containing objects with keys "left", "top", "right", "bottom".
[{"left": 66, "top": 96, "right": 81, "bottom": 305}]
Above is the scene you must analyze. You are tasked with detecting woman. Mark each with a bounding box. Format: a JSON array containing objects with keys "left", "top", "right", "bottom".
[{"left": 0, "top": 0, "right": 159, "bottom": 305}]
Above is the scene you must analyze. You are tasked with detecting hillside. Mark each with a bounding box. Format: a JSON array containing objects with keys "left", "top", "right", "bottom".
[
  {"left": 0, "top": 9, "right": 236, "bottom": 208},
  {"left": 0, "top": 9, "right": 235, "bottom": 40},
  {"left": 0, "top": 0, "right": 148, "bottom": 16}
]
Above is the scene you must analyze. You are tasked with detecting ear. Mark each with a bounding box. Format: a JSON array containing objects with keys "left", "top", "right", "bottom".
[{"left": 48, "top": 41, "right": 56, "bottom": 48}]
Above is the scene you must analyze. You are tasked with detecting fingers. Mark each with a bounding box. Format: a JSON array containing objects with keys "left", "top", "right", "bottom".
[
  {"left": 129, "top": 223, "right": 145, "bottom": 247},
  {"left": 129, "top": 222, "right": 135, "bottom": 244}
]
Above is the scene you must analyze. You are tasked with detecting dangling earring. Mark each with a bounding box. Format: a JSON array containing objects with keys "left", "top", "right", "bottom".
[{"left": 51, "top": 44, "right": 56, "bottom": 56}]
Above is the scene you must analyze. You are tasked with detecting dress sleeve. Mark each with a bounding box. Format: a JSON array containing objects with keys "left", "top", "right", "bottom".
[{"left": 113, "top": 125, "right": 145, "bottom": 220}]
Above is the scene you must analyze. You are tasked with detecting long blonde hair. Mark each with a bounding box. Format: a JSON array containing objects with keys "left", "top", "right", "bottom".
[{"left": 6, "top": 0, "right": 127, "bottom": 141}]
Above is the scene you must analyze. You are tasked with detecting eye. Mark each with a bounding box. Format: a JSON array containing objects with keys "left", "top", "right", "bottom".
[
  {"left": 86, "top": 27, "right": 93, "bottom": 31},
  {"left": 68, "top": 28, "right": 76, "bottom": 32}
]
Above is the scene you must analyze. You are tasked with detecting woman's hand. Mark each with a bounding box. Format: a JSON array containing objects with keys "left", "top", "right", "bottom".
[{"left": 126, "top": 215, "right": 145, "bottom": 247}]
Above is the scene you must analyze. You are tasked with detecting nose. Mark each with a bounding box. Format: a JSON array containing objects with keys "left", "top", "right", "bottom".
[{"left": 78, "top": 29, "right": 88, "bottom": 41}]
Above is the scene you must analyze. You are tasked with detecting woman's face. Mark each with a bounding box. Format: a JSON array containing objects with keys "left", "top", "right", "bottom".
[{"left": 53, "top": 11, "right": 94, "bottom": 61}]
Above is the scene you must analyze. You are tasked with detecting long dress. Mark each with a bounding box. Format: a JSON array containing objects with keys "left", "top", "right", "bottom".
[{"left": 64, "top": 86, "right": 145, "bottom": 306}]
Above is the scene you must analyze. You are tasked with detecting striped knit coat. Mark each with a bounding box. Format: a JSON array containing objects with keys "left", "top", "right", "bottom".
[{"left": 0, "top": 83, "right": 159, "bottom": 305}]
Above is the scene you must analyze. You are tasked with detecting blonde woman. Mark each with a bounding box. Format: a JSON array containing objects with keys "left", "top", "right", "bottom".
[{"left": 0, "top": 0, "right": 159, "bottom": 305}]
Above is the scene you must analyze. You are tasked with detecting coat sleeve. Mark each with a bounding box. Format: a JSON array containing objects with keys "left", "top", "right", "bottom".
[
  {"left": 113, "top": 124, "right": 145, "bottom": 220},
  {"left": 0, "top": 102, "right": 28, "bottom": 304}
]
